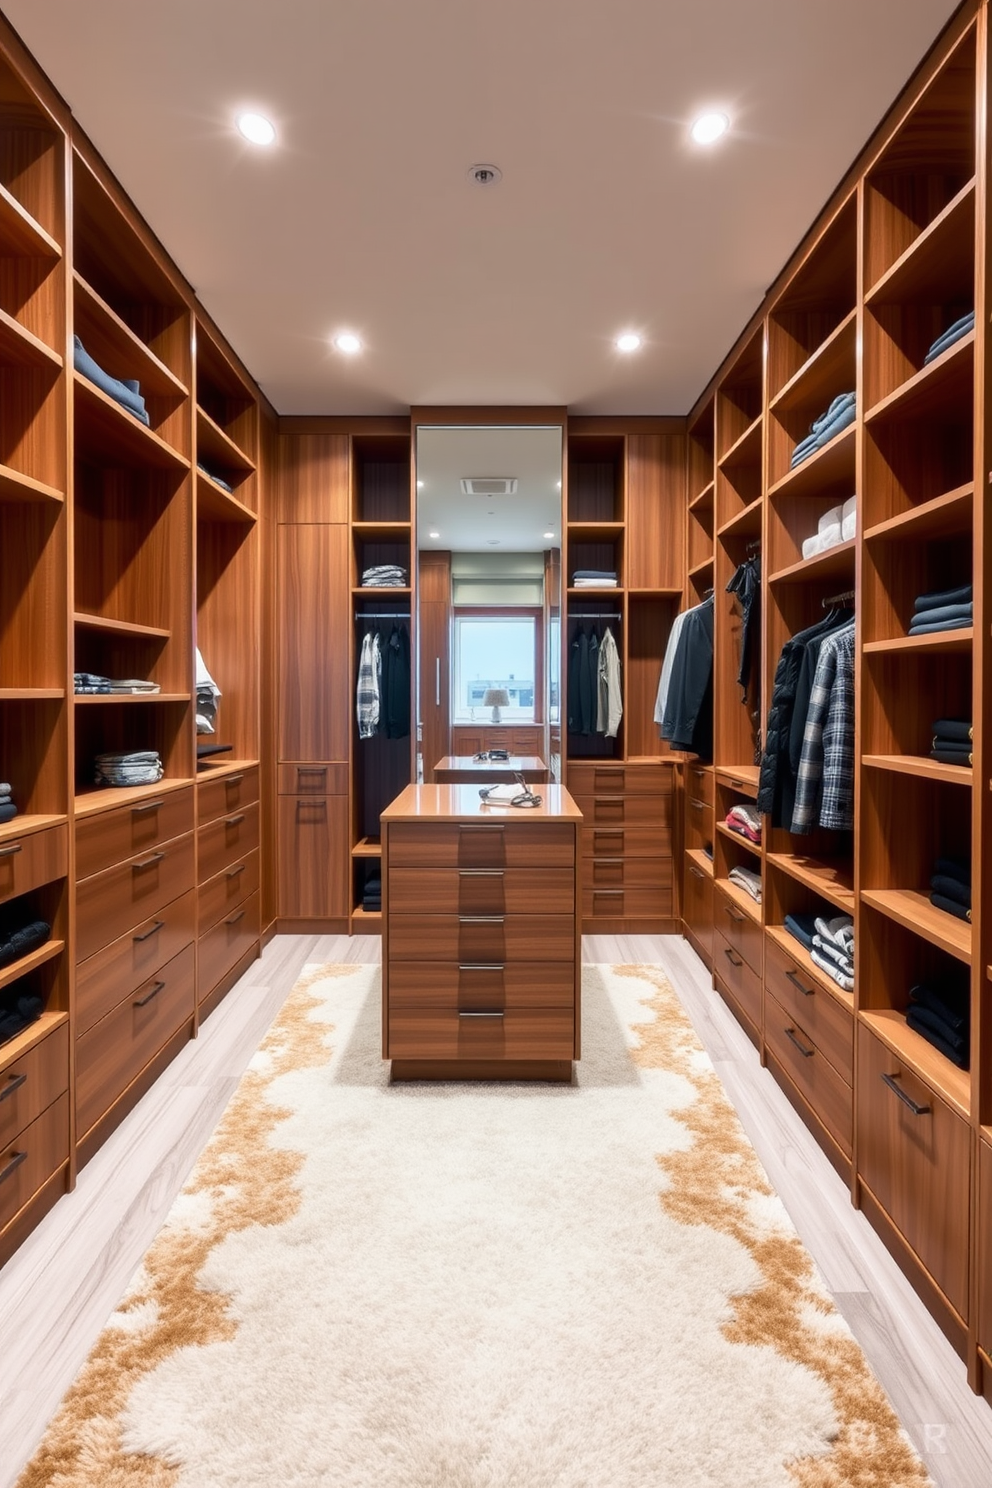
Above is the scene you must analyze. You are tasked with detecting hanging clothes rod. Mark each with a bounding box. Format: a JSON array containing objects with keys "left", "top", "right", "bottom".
[
  {"left": 355, "top": 611, "right": 411, "bottom": 620},
  {"left": 571, "top": 611, "right": 622, "bottom": 620},
  {"left": 821, "top": 589, "right": 855, "bottom": 609}
]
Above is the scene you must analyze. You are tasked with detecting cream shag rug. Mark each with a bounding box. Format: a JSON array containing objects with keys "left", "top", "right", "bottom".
[{"left": 19, "top": 964, "right": 931, "bottom": 1488}]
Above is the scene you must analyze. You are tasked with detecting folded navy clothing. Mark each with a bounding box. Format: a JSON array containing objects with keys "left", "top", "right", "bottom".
[
  {"left": 930, "top": 873, "right": 971, "bottom": 908},
  {"left": 908, "top": 602, "right": 973, "bottom": 629},
  {"left": 911, "top": 618, "right": 973, "bottom": 636},
  {"left": 572, "top": 571, "right": 617, "bottom": 580},
  {"left": 934, "top": 856, "right": 970, "bottom": 885},
  {"left": 910, "top": 980, "right": 969, "bottom": 1030},
  {"left": 0, "top": 803, "right": 17, "bottom": 824},
  {"left": 0, "top": 990, "right": 43, "bottom": 1046},
  {"left": 790, "top": 393, "right": 857, "bottom": 467},
  {"left": 907, "top": 1008, "right": 969, "bottom": 1068},
  {"left": 0, "top": 918, "right": 50, "bottom": 971},
  {"left": 930, "top": 748, "right": 973, "bottom": 766},
  {"left": 930, "top": 891, "right": 970, "bottom": 923},
  {"left": 197, "top": 463, "right": 233, "bottom": 493},
  {"left": 930, "top": 719, "right": 972, "bottom": 743},
  {"left": 914, "top": 584, "right": 972, "bottom": 612},
  {"left": 923, "top": 311, "right": 975, "bottom": 364},
  {"left": 73, "top": 336, "right": 150, "bottom": 426},
  {"left": 784, "top": 912, "right": 818, "bottom": 952},
  {"left": 907, "top": 1002, "right": 968, "bottom": 1054}
]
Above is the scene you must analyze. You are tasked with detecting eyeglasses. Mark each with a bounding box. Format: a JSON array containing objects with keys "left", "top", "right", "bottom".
[{"left": 478, "top": 773, "right": 543, "bottom": 809}]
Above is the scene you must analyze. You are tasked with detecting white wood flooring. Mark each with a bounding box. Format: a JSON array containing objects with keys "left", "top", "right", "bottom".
[{"left": 1, "top": 932, "right": 990, "bottom": 1486}]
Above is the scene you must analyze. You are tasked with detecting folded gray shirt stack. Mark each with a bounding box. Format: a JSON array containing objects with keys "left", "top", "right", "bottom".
[
  {"left": 94, "top": 751, "right": 163, "bottom": 787},
  {"left": 0, "top": 782, "right": 15, "bottom": 825},
  {"left": 810, "top": 914, "right": 854, "bottom": 992}
]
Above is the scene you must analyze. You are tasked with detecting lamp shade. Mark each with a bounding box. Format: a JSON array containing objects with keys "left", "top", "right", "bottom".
[{"left": 482, "top": 689, "right": 510, "bottom": 709}]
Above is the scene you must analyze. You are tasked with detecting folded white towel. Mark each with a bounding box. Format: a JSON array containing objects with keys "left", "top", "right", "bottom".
[
  {"left": 802, "top": 533, "right": 824, "bottom": 560},
  {"left": 818, "top": 503, "right": 843, "bottom": 536},
  {"left": 818, "top": 522, "right": 842, "bottom": 552},
  {"left": 841, "top": 513, "right": 855, "bottom": 542},
  {"left": 841, "top": 495, "right": 857, "bottom": 521}
]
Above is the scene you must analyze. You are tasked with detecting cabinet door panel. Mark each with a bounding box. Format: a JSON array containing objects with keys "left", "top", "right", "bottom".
[
  {"left": 276, "top": 524, "right": 349, "bottom": 761},
  {"left": 278, "top": 795, "right": 348, "bottom": 918},
  {"left": 683, "top": 861, "right": 713, "bottom": 962}
]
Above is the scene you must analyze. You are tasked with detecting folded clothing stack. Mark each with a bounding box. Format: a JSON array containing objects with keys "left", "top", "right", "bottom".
[
  {"left": 728, "top": 864, "right": 761, "bottom": 903},
  {"left": 0, "top": 781, "right": 16, "bottom": 826},
  {"left": 929, "top": 854, "right": 970, "bottom": 924},
  {"left": 0, "top": 986, "right": 44, "bottom": 1047},
  {"left": 930, "top": 716, "right": 973, "bottom": 767},
  {"left": 801, "top": 496, "right": 856, "bottom": 559},
  {"left": 791, "top": 392, "right": 856, "bottom": 469},
  {"left": 909, "top": 584, "right": 972, "bottom": 637},
  {"left": 572, "top": 570, "right": 617, "bottom": 588},
  {"left": 197, "top": 462, "right": 233, "bottom": 493},
  {"left": 74, "top": 673, "right": 160, "bottom": 695},
  {"left": 361, "top": 565, "right": 408, "bottom": 588},
  {"left": 0, "top": 917, "right": 50, "bottom": 972},
  {"left": 811, "top": 914, "right": 854, "bottom": 992},
  {"left": 73, "top": 336, "right": 150, "bottom": 426},
  {"left": 725, "top": 803, "right": 761, "bottom": 844},
  {"left": 784, "top": 912, "right": 818, "bottom": 952},
  {"left": 196, "top": 648, "right": 222, "bottom": 735},
  {"left": 907, "top": 980, "right": 969, "bottom": 1068},
  {"left": 94, "top": 751, "right": 163, "bottom": 787},
  {"left": 923, "top": 311, "right": 975, "bottom": 365},
  {"left": 362, "top": 873, "right": 382, "bottom": 912}
]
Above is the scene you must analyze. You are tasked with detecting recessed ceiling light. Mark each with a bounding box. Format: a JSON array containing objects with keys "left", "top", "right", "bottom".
[
  {"left": 333, "top": 332, "right": 362, "bottom": 355},
  {"left": 468, "top": 163, "right": 502, "bottom": 187},
  {"left": 691, "top": 111, "right": 729, "bottom": 145},
  {"left": 429, "top": 530, "right": 440, "bottom": 539},
  {"left": 237, "top": 112, "right": 276, "bottom": 146},
  {"left": 616, "top": 332, "right": 642, "bottom": 353}
]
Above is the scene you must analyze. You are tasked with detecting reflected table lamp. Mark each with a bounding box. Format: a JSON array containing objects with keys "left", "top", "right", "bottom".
[{"left": 482, "top": 687, "right": 510, "bottom": 724}]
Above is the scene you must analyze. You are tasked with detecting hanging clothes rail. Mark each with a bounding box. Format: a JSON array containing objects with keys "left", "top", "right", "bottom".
[
  {"left": 821, "top": 590, "right": 855, "bottom": 609},
  {"left": 355, "top": 611, "right": 411, "bottom": 620}
]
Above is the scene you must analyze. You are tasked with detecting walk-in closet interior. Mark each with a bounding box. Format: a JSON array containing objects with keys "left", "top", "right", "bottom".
[{"left": 5, "top": 0, "right": 992, "bottom": 1456}]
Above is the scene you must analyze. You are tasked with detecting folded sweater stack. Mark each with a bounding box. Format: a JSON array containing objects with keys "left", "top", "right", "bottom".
[
  {"left": 73, "top": 336, "right": 150, "bottom": 425},
  {"left": 572, "top": 570, "right": 617, "bottom": 588},
  {"left": 784, "top": 912, "right": 818, "bottom": 952},
  {"left": 361, "top": 565, "right": 408, "bottom": 588},
  {"left": 74, "top": 673, "right": 160, "bottom": 696},
  {"left": 196, "top": 648, "right": 222, "bottom": 735},
  {"left": 0, "top": 918, "right": 50, "bottom": 972},
  {"left": 907, "top": 980, "right": 970, "bottom": 1069},
  {"left": 94, "top": 751, "right": 163, "bottom": 787},
  {"left": 909, "top": 584, "right": 972, "bottom": 637},
  {"left": 923, "top": 311, "right": 974, "bottom": 365},
  {"left": 725, "top": 803, "right": 761, "bottom": 844},
  {"left": 801, "top": 496, "right": 856, "bottom": 559},
  {"left": 811, "top": 914, "right": 854, "bottom": 992},
  {"left": 362, "top": 872, "right": 382, "bottom": 912},
  {"left": 929, "top": 854, "right": 970, "bottom": 924},
  {"left": 0, "top": 986, "right": 44, "bottom": 1047},
  {"left": 0, "top": 781, "right": 16, "bottom": 826},
  {"left": 930, "top": 717, "right": 972, "bottom": 768},
  {"left": 728, "top": 864, "right": 761, "bottom": 903},
  {"left": 791, "top": 392, "right": 856, "bottom": 468}
]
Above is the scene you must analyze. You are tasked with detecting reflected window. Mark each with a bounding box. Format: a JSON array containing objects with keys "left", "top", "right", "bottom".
[{"left": 453, "top": 614, "right": 537, "bottom": 722}]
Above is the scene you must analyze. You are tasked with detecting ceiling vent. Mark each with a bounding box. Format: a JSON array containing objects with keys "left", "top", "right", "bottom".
[{"left": 461, "top": 477, "right": 518, "bottom": 496}]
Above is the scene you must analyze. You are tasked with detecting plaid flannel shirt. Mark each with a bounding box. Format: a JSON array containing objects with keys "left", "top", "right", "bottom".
[
  {"left": 790, "top": 621, "right": 855, "bottom": 833},
  {"left": 356, "top": 631, "right": 381, "bottom": 739}
]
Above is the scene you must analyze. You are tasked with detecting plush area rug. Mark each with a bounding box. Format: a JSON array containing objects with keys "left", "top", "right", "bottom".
[{"left": 18, "top": 963, "right": 931, "bottom": 1487}]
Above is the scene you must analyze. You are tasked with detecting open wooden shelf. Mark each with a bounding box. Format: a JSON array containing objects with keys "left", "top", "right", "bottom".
[
  {"left": 0, "top": 464, "right": 63, "bottom": 505},
  {"left": 0, "top": 179, "right": 61, "bottom": 259},
  {"left": 194, "top": 757, "right": 259, "bottom": 779},
  {"left": 716, "top": 821, "right": 761, "bottom": 858},
  {"left": 196, "top": 470, "right": 257, "bottom": 524},
  {"left": 860, "top": 1009, "right": 970, "bottom": 1121},
  {"left": 715, "top": 875, "right": 761, "bottom": 922},
  {"left": 687, "top": 556, "right": 713, "bottom": 582},
  {"left": 769, "top": 538, "right": 855, "bottom": 586},
  {"left": 862, "top": 754, "right": 973, "bottom": 786},
  {"left": 685, "top": 847, "right": 714, "bottom": 880},
  {"left": 0, "top": 1010, "right": 69, "bottom": 1073},
  {"left": 0, "top": 814, "right": 67, "bottom": 846},
  {"left": 74, "top": 612, "right": 171, "bottom": 640},
  {"left": 765, "top": 851, "right": 854, "bottom": 912},
  {"left": 352, "top": 837, "right": 382, "bottom": 858},
  {"left": 0, "top": 938, "right": 65, "bottom": 997},
  {"left": 74, "top": 777, "right": 195, "bottom": 818},
  {"left": 74, "top": 272, "right": 188, "bottom": 398},
  {"left": 863, "top": 629, "right": 973, "bottom": 655},
  {"left": 864, "top": 330, "right": 974, "bottom": 426},
  {"left": 715, "top": 765, "right": 760, "bottom": 794},
  {"left": 862, "top": 887, "right": 970, "bottom": 964},
  {"left": 351, "top": 521, "right": 412, "bottom": 540},
  {"left": 0, "top": 688, "right": 64, "bottom": 701},
  {"left": 196, "top": 406, "right": 256, "bottom": 474},
  {"left": 717, "top": 413, "right": 762, "bottom": 472},
  {"left": 73, "top": 693, "right": 190, "bottom": 704},
  {"left": 0, "top": 305, "right": 62, "bottom": 371},
  {"left": 353, "top": 586, "right": 412, "bottom": 599},
  {"left": 716, "top": 496, "right": 762, "bottom": 541},
  {"left": 769, "top": 308, "right": 857, "bottom": 415},
  {"left": 767, "top": 422, "right": 855, "bottom": 500},
  {"left": 865, "top": 178, "right": 975, "bottom": 308},
  {"left": 766, "top": 925, "right": 854, "bottom": 1011},
  {"left": 863, "top": 483, "right": 973, "bottom": 543},
  {"left": 351, "top": 906, "right": 382, "bottom": 924},
  {"left": 566, "top": 587, "right": 621, "bottom": 598},
  {"left": 74, "top": 374, "right": 190, "bottom": 471},
  {"left": 688, "top": 480, "right": 714, "bottom": 514}
]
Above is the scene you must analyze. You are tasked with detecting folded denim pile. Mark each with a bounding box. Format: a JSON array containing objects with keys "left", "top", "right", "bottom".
[
  {"left": 724, "top": 803, "right": 761, "bottom": 844},
  {"left": 790, "top": 392, "right": 856, "bottom": 469},
  {"left": 572, "top": 570, "right": 618, "bottom": 588},
  {"left": 361, "top": 565, "right": 408, "bottom": 588},
  {"left": 362, "top": 872, "right": 381, "bottom": 912},
  {"left": 0, "top": 781, "right": 16, "bottom": 826},
  {"left": 728, "top": 864, "right": 761, "bottom": 903},
  {"left": 74, "top": 673, "right": 160, "bottom": 696},
  {"left": 94, "top": 750, "right": 163, "bottom": 787},
  {"left": 930, "top": 716, "right": 972, "bottom": 767},
  {"left": 907, "top": 980, "right": 969, "bottom": 1069},
  {"left": 197, "top": 462, "right": 233, "bottom": 493},
  {"left": 196, "top": 648, "right": 222, "bottom": 735},
  {"left": 929, "top": 854, "right": 970, "bottom": 924},
  {"left": 909, "top": 584, "right": 972, "bottom": 637},
  {"left": 810, "top": 914, "right": 854, "bottom": 992},
  {"left": 784, "top": 911, "right": 818, "bottom": 952},
  {"left": 923, "top": 311, "right": 974, "bottom": 365},
  {"left": 801, "top": 496, "right": 856, "bottom": 560},
  {"left": 73, "top": 336, "right": 150, "bottom": 426},
  {"left": 0, "top": 917, "right": 50, "bottom": 973},
  {"left": 0, "top": 986, "right": 44, "bottom": 1047}
]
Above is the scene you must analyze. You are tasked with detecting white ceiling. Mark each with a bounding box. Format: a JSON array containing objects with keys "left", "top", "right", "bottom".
[
  {"left": 417, "top": 425, "right": 562, "bottom": 551},
  {"left": 6, "top": 0, "right": 961, "bottom": 415}
]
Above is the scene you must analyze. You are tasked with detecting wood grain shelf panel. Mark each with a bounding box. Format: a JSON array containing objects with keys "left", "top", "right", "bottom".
[
  {"left": 0, "top": 938, "right": 65, "bottom": 996},
  {"left": 769, "top": 538, "right": 856, "bottom": 586},
  {"left": 0, "top": 306, "right": 62, "bottom": 371},
  {"left": 862, "top": 754, "right": 973, "bottom": 786},
  {"left": 74, "top": 778, "right": 195, "bottom": 818},
  {"left": 0, "top": 180, "right": 61, "bottom": 259},
  {"left": 715, "top": 765, "right": 760, "bottom": 793},
  {"left": 863, "top": 630, "right": 973, "bottom": 655},
  {"left": 352, "top": 838, "right": 382, "bottom": 858},
  {"left": 353, "top": 586, "right": 412, "bottom": 598},
  {"left": 566, "top": 587, "right": 622, "bottom": 598},
  {"left": 716, "top": 821, "right": 761, "bottom": 858},
  {"left": 352, "top": 521, "right": 412, "bottom": 540},
  {"left": 769, "top": 308, "right": 857, "bottom": 415},
  {"left": 717, "top": 413, "right": 762, "bottom": 472},
  {"left": 715, "top": 875, "right": 761, "bottom": 922},
  {"left": 765, "top": 851, "right": 854, "bottom": 911},
  {"left": 0, "top": 1010, "right": 68, "bottom": 1073},
  {"left": 717, "top": 496, "right": 762, "bottom": 541},
  {"left": 73, "top": 693, "right": 190, "bottom": 704},
  {"left": 0, "top": 464, "right": 63, "bottom": 505},
  {"left": 766, "top": 925, "right": 854, "bottom": 1011},
  {"left": 74, "top": 375, "right": 191, "bottom": 471},
  {"left": 566, "top": 521, "right": 624, "bottom": 537},
  {"left": 864, "top": 331, "right": 974, "bottom": 426},
  {"left": 865, "top": 177, "right": 975, "bottom": 307},
  {"left": 860, "top": 1008, "right": 970, "bottom": 1120},
  {"left": 196, "top": 406, "right": 256, "bottom": 474},
  {"left": 0, "top": 814, "right": 67, "bottom": 846},
  {"left": 861, "top": 888, "right": 971, "bottom": 963},
  {"left": 195, "top": 757, "right": 259, "bottom": 781},
  {"left": 351, "top": 906, "right": 382, "bottom": 922},
  {"left": 196, "top": 471, "right": 257, "bottom": 524},
  {"left": 688, "top": 480, "right": 714, "bottom": 513},
  {"left": 73, "top": 612, "right": 171, "bottom": 640},
  {"left": 863, "top": 483, "right": 973, "bottom": 543},
  {"left": 74, "top": 273, "right": 188, "bottom": 398},
  {"left": 0, "top": 688, "right": 64, "bottom": 701},
  {"left": 685, "top": 848, "right": 714, "bottom": 879},
  {"left": 688, "top": 556, "right": 713, "bottom": 580},
  {"left": 767, "top": 423, "right": 855, "bottom": 501}
]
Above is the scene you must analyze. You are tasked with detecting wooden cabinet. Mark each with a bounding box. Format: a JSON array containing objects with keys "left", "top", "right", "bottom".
[
  {"left": 980, "top": 1140, "right": 992, "bottom": 1363},
  {"left": 277, "top": 793, "right": 348, "bottom": 921},
  {"left": 276, "top": 523, "right": 349, "bottom": 762},
  {"left": 568, "top": 761, "right": 674, "bottom": 930}
]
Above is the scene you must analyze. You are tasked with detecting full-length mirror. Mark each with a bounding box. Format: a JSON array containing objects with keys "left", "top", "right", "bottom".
[{"left": 415, "top": 425, "right": 563, "bottom": 786}]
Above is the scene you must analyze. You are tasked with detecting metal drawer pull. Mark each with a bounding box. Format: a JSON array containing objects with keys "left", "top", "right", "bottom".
[
  {"left": 729, "top": 780, "right": 746, "bottom": 790},
  {"left": 785, "top": 969, "right": 814, "bottom": 997},
  {"left": 459, "top": 824, "right": 504, "bottom": 832},
  {"left": 133, "top": 980, "right": 166, "bottom": 1008},
  {"left": 459, "top": 964, "right": 504, "bottom": 971},
  {"left": 458, "top": 870, "right": 504, "bottom": 877},
  {"left": 297, "top": 767, "right": 326, "bottom": 776},
  {"left": 226, "top": 864, "right": 246, "bottom": 879},
  {"left": 723, "top": 948, "right": 743, "bottom": 968},
  {"left": 224, "top": 814, "right": 245, "bottom": 827},
  {"left": 0, "top": 1149, "right": 27, "bottom": 1185},
  {"left": 296, "top": 800, "right": 327, "bottom": 815},
  {"left": 133, "top": 920, "right": 165, "bottom": 943},
  {"left": 131, "top": 800, "right": 164, "bottom": 816},
  {"left": 133, "top": 851, "right": 165, "bottom": 871},
  {"left": 0, "top": 843, "right": 22, "bottom": 858},
  {"left": 459, "top": 916, "right": 504, "bottom": 924},
  {"left": 688, "top": 865, "right": 704, "bottom": 880},
  {"left": 225, "top": 910, "right": 246, "bottom": 926},
  {"left": 723, "top": 905, "right": 745, "bottom": 923},
  {"left": 881, "top": 1072, "right": 930, "bottom": 1116},
  {"left": 435, "top": 658, "right": 440, "bottom": 706},
  {"left": 0, "top": 1072, "right": 27, "bottom": 1104},
  {"left": 784, "top": 1027, "right": 814, "bottom": 1058},
  {"left": 458, "top": 1011, "right": 504, "bottom": 1019},
  {"left": 226, "top": 774, "right": 245, "bottom": 785}
]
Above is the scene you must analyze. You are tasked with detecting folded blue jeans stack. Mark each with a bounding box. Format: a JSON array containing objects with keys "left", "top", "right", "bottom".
[
  {"left": 907, "top": 980, "right": 969, "bottom": 1069},
  {"left": 908, "top": 583, "right": 972, "bottom": 636},
  {"left": 73, "top": 335, "right": 151, "bottom": 425},
  {"left": 929, "top": 853, "right": 970, "bottom": 924},
  {"left": 790, "top": 391, "right": 856, "bottom": 468},
  {"left": 923, "top": 311, "right": 974, "bottom": 365}
]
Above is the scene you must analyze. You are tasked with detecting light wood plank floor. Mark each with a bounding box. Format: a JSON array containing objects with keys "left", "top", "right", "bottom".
[{"left": 1, "top": 932, "right": 990, "bottom": 1486}]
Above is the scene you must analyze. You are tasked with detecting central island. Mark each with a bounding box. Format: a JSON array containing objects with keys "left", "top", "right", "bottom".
[{"left": 380, "top": 784, "right": 583, "bottom": 1081}]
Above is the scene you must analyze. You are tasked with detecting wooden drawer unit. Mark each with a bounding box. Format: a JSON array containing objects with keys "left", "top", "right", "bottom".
[
  {"left": 684, "top": 793, "right": 714, "bottom": 853},
  {"left": 0, "top": 1022, "right": 69, "bottom": 1150},
  {"left": 0, "top": 823, "right": 67, "bottom": 905},
  {"left": 684, "top": 763, "right": 714, "bottom": 807},
  {"left": 0, "top": 1092, "right": 69, "bottom": 1235},
  {"left": 765, "top": 932, "right": 853, "bottom": 1084},
  {"left": 567, "top": 763, "right": 672, "bottom": 797},
  {"left": 387, "top": 962, "right": 576, "bottom": 1011},
  {"left": 581, "top": 824, "right": 672, "bottom": 859},
  {"left": 388, "top": 1007, "right": 574, "bottom": 1062},
  {"left": 714, "top": 929, "right": 761, "bottom": 1033},
  {"left": 980, "top": 1140, "right": 992, "bottom": 1359},
  {"left": 197, "top": 801, "right": 259, "bottom": 884},
  {"left": 714, "top": 886, "right": 761, "bottom": 976},
  {"left": 198, "top": 850, "right": 259, "bottom": 936},
  {"left": 764, "top": 992, "right": 853, "bottom": 1159},
  {"left": 277, "top": 763, "right": 348, "bottom": 796},
  {"left": 388, "top": 914, "right": 575, "bottom": 963},
  {"left": 76, "top": 888, "right": 196, "bottom": 1038},
  {"left": 584, "top": 886, "right": 673, "bottom": 919},
  {"left": 76, "top": 945, "right": 195, "bottom": 1139},
  {"left": 388, "top": 867, "right": 574, "bottom": 916},
  {"left": 197, "top": 766, "right": 259, "bottom": 825},
  {"left": 683, "top": 859, "right": 714, "bottom": 965},
  {"left": 585, "top": 856, "right": 671, "bottom": 890},
  {"left": 197, "top": 889, "right": 260, "bottom": 999},
  {"left": 75, "top": 832, "right": 195, "bottom": 964},
  {"left": 569, "top": 793, "right": 670, "bottom": 828},
  {"left": 75, "top": 789, "right": 193, "bottom": 883},
  {"left": 277, "top": 794, "right": 349, "bottom": 919},
  {"left": 856, "top": 1022, "right": 971, "bottom": 1321},
  {"left": 388, "top": 821, "right": 575, "bottom": 869}
]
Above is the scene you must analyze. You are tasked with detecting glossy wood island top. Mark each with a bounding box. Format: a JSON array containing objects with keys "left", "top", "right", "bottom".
[{"left": 381, "top": 784, "right": 583, "bottom": 824}]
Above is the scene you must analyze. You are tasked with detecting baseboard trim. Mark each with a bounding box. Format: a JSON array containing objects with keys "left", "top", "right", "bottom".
[
  {"left": 390, "top": 1059, "right": 574, "bottom": 1083},
  {"left": 764, "top": 1048, "right": 852, "bottom": 1184},
  {"left": 76, "top": 1019, "right": 195, "bottom": 1170},
  {"left": 276, "top": 917, "right": 350, "bottom": 935},
  {"left": 857, "top": 1180, "right": 968, "bottom": 1359},
  {"left": 198, "top": 942, "right": 262, "bottom": 1023}
]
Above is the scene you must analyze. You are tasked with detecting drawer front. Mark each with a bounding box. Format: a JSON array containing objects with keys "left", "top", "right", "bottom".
[
  {"left": 388, "top": 914, "right": 575, "bottom": 962},
  {"left": 714, "top": 887, "right": 762, "bottom": 976},
  {"left": 0, "top": 1022, "right": 69, "bottom": 1149},
  {"left": 388, "top": 867, "right": 574, "bottom": 916},
  {"left": 197, "top": 890, "right": 260, "bottom": 999},
  {"left": 714, "top": 930, "right": 761, "bottom": 1030},
  {"left": 856, "top": 1023, "right": 971, "bottom": 1318},
  {"left": 683, "top": 861, "right": 714, "bottom": 959},
  {"left": 75, "top": 832, "right": 195, "bottom": 963},
  {"left": 197, "top": 802, "right": 260, "bottom": 884},
  {"left": 582, "top": 886, "right": 673, "bottom": 920},
  {"left": 75, "top": 789, "right": 193, "bottom": 883},
  {"left": 198, "top": 850, "right": 260, "bottom": 936},
  {"left": 581, "top": 825, "right": 671, "bottom": 859},
  {"left": 387, "top": 822, "right": 574, "bottom": 869},
  {"left": 388, "top": 1007, "right": 574, "bottom": 1062},
  {"left": 76, "top": 945, "right": 195, "bottom": 1137},
  {"left": 685, "top": 764, "right": 714, "bottom": 807},
  {"left": 765, "top": 993, "right": 853, "bottom": 1158},
  {"left": 684, "top": 795, "right": 714, "bottom": 853},
  {"left": 586, "top": 856, "right": 672, "bottom": 890},
  {"left": 0, "top": 824, "right": 67, "bottom": 906},
  {"left": 76, "top": 888, "right": 196, "bottom": 1038},
  {"left": 0, "top": 1091, "right": 69, "bottom": 1234},
  {"left": 567, "top": 764, "right": 672, "bottom": 797},
  {"left": 198, "top": 767, "right": 260, "bottom": 825},
  {"left": 277, "top": 795, "right": 349, "bottom": 919},
  {"left": 277, "top": 763, "right": 348, "bottom": 796},
  {"left": 569, "top": 794, "right": 670, "bottom": 827},
  {"left": 388, "top": 961, "right": 576, "bottom": 1011},
  {"left": 765, "top": 933, "right": 853, "bottom": 1084}
]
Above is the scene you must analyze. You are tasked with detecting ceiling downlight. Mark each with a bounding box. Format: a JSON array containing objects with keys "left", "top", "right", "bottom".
[{"left": 468, "top": 163, "right": 502, "bottom": 187}]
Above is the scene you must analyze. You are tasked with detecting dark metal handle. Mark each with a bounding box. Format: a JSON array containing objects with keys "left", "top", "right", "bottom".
[
  {"left": 458, "top": 870, "right": 504, "bottom": 877},
  {"left": 134, "top": 979, "right": 166, "bottom": 1008},
  {"left": 784, "top": 1027, "right": 814, "bottom": 1058},
  {"left": 785, "top": 969, "right": 815, "bottom": 997},
  {"left": 459, "top": 824, "right": 504, "bottom": 832},
  {"left": 723, "top": 905, "right": 745, "bottom": 923},
  {"left": 459, "top": 916, "right": 504, "bottom": 923},
  {"left": 458, "top": 1011, "right": 504, "bottom": 1019},
  {"left": 723, "top": 947, "right": 743, "bottom": 967},
  {"left": 594, "top": 890, "right": 623, "bottom": 897},
  {"left": 225, "top": 909, "right": 246, "bottom": 926},
  {"left": 689, "top": 798, "right": 705, "bottom": 811},
  {"left": 0, "top": 1072, "right": 27, "bottom": 1104},
  {"left": 131, "top": 800, "right": 164, "bottom": 815},
  {"left": 0, "top": 843, "right": 22, "bottom": 859},
  {"left": 224, "top": 814, "right": 245, "bottom": 827},
  {"left": 133, "top": 851, "right": 165, "bottom": 871},
  {"left": 459, "top": 964, "right": 504, "bottom": 971},
  {"left": 881, "top": 1072, "right": 930, "bottom": 1116},
  {"left": 688, "top": 865, "right": 704, "bottom": 880},
  {"left": 297, "top": 767, "right": 327, "bottom": 776},
  {"left": 0, "top": 1149, "right": 27, "bottom": 1185},
  {"left": 225, "top": 774, "right": 245, "bottom": 785},
  {"left": 133, "top": 920, "right": 165, "bottom": 943},
  {"left": 226, "top": 864, "right": 246, "bottom": 879},
  {"left": 296, "top": 800, "right": 327, "bottom": 814},
  {"left": 729, "top": 780, "right": 746, "bottom": 790}
]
